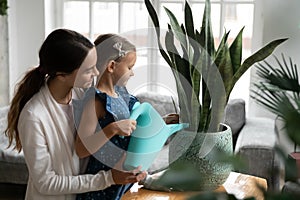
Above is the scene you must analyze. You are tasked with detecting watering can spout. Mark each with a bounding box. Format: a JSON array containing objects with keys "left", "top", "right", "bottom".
[{"left": 167, "top": 123, "right": 189, "bottom": 137}]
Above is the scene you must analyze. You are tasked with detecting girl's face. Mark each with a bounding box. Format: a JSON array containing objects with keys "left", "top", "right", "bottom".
[
  {"left": 73, "top": 47, "right": 99, "bottom": 88},
  {"left": 113, "top": 52, "right": 136, "bottom": 86}
]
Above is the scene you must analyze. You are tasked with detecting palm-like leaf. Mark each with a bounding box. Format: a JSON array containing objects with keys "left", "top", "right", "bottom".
[
  {"left": 252, "top": 53, "right": 300, "bottom": 148},
  {"left": 256, "top": 54, "right": 300, "bottom": 92}
]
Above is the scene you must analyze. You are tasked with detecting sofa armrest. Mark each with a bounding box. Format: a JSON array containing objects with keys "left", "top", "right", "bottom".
[{"left": 235, "top": 117, "right": 281, "bottom": 191}]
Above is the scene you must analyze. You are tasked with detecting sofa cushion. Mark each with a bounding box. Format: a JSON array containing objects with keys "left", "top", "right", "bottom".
[
  {"left": 0, "top": 106, "right": 28, "bottom": 184},
  {"left": 224, "top": 99, "right": 246, "bottom": 135},
  {"left": 224, "top": 99, "right": 246, "bottom": 148}
]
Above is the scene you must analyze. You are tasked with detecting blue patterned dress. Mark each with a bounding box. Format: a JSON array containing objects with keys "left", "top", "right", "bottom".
[{"left": 74, "top": 86, "right": 138, "bottom": 200}]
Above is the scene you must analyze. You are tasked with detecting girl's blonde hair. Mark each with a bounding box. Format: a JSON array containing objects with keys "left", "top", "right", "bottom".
[{"left": 94, "top": 33, "right": 136, "bottom": 74}]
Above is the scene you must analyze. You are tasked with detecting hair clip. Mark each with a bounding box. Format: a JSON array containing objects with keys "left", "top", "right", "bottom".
[{"left": 113, "top": 42, "right": 127, "bottom": 58}]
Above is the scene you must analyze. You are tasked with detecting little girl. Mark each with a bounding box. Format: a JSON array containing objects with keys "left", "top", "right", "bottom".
[{"left": 74, "top": 34, "right": 145, "bottom": 200}]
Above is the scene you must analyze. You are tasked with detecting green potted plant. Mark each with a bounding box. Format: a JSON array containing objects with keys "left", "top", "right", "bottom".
[
  {"left": 145, "top": 0, "right": 287, "bottom": 190},
  {"left": 0, "top": 0, "right": 8, "bottom": 16},
  {"left": 251, "top": 53, "right": 300, "bottom": 179}
]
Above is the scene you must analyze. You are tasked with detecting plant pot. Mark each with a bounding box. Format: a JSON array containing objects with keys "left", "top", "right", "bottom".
[{"left": 168, "top": 124, "right": 233, "bottom": 191}]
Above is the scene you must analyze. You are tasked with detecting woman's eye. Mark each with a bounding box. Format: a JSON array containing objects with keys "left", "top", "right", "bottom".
[{"left": 85, "top": 70, "right": 93, "bottom": 74}]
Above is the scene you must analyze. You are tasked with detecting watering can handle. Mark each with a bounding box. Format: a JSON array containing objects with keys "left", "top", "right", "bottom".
[
  {"left": 119, "top": 102, "right": 141, "bottom": 139},
  {"left": 129, "top": 102, "right": 142, "bottom": 120}
]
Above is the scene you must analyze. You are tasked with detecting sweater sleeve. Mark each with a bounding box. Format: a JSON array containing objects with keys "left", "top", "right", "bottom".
[{"left": 18, "top": 110, "right": 115, "bottom": 195}]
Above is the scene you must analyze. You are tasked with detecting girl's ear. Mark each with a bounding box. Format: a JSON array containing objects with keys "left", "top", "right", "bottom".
[{"left": 107, "top": 60, "right": 115, "bottom": 73}]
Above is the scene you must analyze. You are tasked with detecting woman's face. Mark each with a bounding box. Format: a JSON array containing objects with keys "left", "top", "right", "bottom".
[
  {"left": 73, "top": 47, "right": 99, "bottom": 88},
  {"left": 113, "top": 51, "right": 136, "bottom": 86}
]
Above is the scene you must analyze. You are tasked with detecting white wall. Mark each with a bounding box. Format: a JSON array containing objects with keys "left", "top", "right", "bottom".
[
  {"left": 8, "top": 0, "right": 45, "bottom": 99},
  {"left": 249, "top": 0, "right": 300, "bottom": 118},
  {"left": 0, "top": 15, "right": 9, "bottom": 106}
]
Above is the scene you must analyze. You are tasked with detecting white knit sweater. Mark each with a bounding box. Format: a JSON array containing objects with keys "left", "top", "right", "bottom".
[{"left": 18, "top": 85, "right": 114, "bottom": 200}]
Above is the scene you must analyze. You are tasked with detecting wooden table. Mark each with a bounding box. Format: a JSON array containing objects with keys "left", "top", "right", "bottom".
[{"left": 122, "top": 172, "right": 267, "bottom": 200}]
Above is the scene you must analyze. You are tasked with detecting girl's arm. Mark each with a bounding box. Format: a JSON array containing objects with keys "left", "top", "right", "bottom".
[{"left": 75, "top": 99, "right": 136, "bottom": 158}]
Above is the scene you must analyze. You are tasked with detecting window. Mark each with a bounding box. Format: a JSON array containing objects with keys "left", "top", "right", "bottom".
[{"left": 57, "top": 0, "right": 255, "bottom": 102}]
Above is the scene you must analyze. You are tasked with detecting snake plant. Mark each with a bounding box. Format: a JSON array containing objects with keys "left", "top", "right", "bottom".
[
  {"left": 145, "top": 0, "right": 287, "bottom": 133},
  {"left": 252, "top": 54, "right": 300, "bottom": 151}
]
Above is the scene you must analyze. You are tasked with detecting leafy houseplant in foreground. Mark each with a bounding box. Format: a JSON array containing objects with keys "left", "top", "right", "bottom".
[
  {"left": 252, "top": 54, "right": 300, "bottom": 150},
  {"left": 252, "top": 54, "right": 300, "bottom": 182},
  {"left": 145, "top": 0, "right": 287, "bottom": 190}
]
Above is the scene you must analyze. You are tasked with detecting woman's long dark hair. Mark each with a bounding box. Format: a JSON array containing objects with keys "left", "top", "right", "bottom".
[{"left": 5, "top": 29, "right": 94, "bottom": 152}]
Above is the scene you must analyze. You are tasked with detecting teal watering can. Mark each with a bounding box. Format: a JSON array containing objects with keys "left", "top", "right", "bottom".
[{"left": 124, "top": 102, "right": 189, "bottom": 171}]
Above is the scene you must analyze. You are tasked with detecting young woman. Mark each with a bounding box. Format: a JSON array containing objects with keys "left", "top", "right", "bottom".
[{"left": 5, "top": 29, "right": 145, "bottom": 200}]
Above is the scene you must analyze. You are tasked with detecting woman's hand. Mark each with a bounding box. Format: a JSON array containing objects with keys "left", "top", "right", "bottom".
[
  {"left": 113, "top": 119, "right": 137, "bottom": 136},
  {"left": 111, "top": 166, "right": 147, "bottom": 185},
  {"left": 111, "top": 153, "right": 147, "bottom": 185}
]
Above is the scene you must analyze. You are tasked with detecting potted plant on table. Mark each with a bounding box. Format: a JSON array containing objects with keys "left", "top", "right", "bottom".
[
  {"left": 251, "top": 53, "right": 300, "bottom": 180},
  {"left": 144, "top": 0, "right": 287, "bottom": 190}
]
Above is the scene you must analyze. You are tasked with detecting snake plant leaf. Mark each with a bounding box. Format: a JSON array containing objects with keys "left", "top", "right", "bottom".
[
  {"left": 215, "top": 30, "right": 230, "bottom": 55},
  {"left": 144, "top": 0, "right": 173, "bottom": 68},
  {"left": 184, "top": 2, "right": 198, "bottom": 77},
  {"left": 229, "top": 27, "right": 244, "bottom": 74},
  {"left": 217, "top": 47, "right": 233, "bottom": 96},
  {"left": 232, "top": 38, "right": 288, "bottom": 87},
  {"left": 175, "top": 69, "right": 193, "bottom": 125},
  {"left": 214, "top": 30, "right": 230, "bottom": 68},
  {"left": 165, "top": 27, "right": 192, "bottom": 93},
  {"left": 195, "top": 30, "right": 201, "bottom": 45},
  {"left": 200, "top": 0, "right": 215, "bottom": 57},
  {"left": 165, "top": 25, "right": 193, "bottom": 125},
  {"left": 191, "top": 60, "right": 201, "bottom": 98},
  {"left": 164, "top": 7, "right": 188, "bottom": 50},
  {"left": 165, "top": 26, "right": 179, "bottom": 70},
  {"left": 184, "top": 0, "right": 195, "bottom": 40},
  {"left": 214, "top": 31, "right": 233, "bottom": 96},
  {"left": 144, "top": 0, "right": 159, "bottom": 28}
]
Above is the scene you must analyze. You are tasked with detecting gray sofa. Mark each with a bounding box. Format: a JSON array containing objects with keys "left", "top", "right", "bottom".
[
  {"left": 0, "top": 106, "right": 27, "bottom": 198},
  {"left": 0, "top": 92, "right": 280, "bottom": 195}
]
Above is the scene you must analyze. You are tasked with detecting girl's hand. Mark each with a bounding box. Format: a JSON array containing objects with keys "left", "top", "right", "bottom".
[
  {"left": 163, "top": 113, "right": 179, "bottom": 124},
  {"left": 114, "top": 119, "right": 137, "bottom": 136}
]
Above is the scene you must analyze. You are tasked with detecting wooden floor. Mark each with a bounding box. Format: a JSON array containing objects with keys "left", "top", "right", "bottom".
[{"left": 0, "top": 183, "right": 26, "bottom": 200}]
